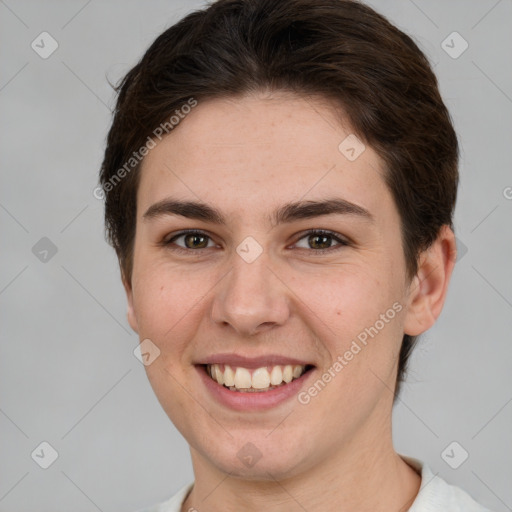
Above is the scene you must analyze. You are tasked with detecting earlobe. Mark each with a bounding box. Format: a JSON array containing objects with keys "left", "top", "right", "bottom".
[
  {"left": 403, "top": 226, "right": 457, "bottom": 336},
  {"left": 122, "top": 276, "right": 139, "bottom": 334}
]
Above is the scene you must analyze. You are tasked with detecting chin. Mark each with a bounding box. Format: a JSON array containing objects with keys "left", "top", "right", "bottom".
[{"left": 204, "top": 442, "right": 312, "bottom": 482}]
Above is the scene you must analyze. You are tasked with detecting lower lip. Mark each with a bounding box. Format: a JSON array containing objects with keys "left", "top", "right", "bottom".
[{"left": 195, "top": 365, "right": 315, "bottom": 411}]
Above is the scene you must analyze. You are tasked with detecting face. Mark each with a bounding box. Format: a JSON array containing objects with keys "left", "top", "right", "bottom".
[{"left": 125, "top": 92, "right": 427, "bottom": 480}]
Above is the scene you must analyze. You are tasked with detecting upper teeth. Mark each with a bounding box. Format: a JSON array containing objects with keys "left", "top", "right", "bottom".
[{"left": 207, "top": 364, "right": 306, "bottom": 390}]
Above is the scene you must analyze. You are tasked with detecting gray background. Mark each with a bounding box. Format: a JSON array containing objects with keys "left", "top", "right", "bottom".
[{"left": 1, "top": 0, "right": 511, "bottom": 510}]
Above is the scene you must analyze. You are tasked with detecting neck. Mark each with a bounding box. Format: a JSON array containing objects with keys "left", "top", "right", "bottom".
[{"left": 181, "top": 414, "right": 421, "bottom": 512}]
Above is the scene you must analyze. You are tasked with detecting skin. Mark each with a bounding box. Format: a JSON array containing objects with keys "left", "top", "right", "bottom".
[{"left": 123, "top": 91, "right": 456, "bottom": 512}]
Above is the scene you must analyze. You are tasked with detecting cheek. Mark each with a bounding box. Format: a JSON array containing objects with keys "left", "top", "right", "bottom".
[
  {"left": 131, "top": 264, "right": 205, "bottom": 347},
  {"left": 302, "top": 265, "right": 404, "bottom": 372},
  {"left": 304, "top": 273, "right": 404, "bottom": 424},
  {"left": 304, "top": 265, "right": 390, "bottom": 329}
]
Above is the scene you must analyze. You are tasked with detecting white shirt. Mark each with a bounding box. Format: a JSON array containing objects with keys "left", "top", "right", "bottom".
[{"left": 136, "top": 454, "right": 493, "bottom": 512}]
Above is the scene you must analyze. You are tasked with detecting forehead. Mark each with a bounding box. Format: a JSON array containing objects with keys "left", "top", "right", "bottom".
[{"left": 137, "top": 92, "right": 391, "bottom": 223}]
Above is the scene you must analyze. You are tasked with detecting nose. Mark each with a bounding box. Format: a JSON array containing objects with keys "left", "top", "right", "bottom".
[{"left": 210, "top": 249, "right": 291, "bottom": 337}]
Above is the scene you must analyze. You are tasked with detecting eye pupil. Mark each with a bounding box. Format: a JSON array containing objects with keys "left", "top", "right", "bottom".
[
  {"left": 185, "top": 233, "right": 208, "bottom": 249},
  {"left": 310, "top": 234, "right": 331, "bottom": 249}
]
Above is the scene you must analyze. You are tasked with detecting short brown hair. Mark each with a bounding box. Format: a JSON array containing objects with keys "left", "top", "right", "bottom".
[{"left": 99, "top": 0, "right": 459, "bottom": 400}]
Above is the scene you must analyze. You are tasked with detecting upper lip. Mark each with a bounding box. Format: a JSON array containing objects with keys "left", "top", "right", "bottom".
[{"left": 196, "top": 353, "right": 315, "bottom": 369}]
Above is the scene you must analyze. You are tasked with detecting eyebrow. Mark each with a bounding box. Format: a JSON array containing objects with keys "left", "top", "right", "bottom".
[{"left": 142, "top": 197, "right": 374, "bottom": 226}]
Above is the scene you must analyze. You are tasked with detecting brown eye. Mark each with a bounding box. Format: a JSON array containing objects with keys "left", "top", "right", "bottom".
[
  {"left": 294, "top": 230, "right": 348, "bottom": 253},
  {"left": 308, "top": 233, "right": 333, "bottom": 250},
  {"left": 165, "top": 230, "right": 215, "bottom": 252},
  {"left": 182, "top": 233, "right": 209, "bottom": 249}
]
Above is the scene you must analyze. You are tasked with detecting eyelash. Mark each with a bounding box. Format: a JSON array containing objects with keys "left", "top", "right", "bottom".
[{"left": 163, "top": 229, "right": 349, "bottom": 255}]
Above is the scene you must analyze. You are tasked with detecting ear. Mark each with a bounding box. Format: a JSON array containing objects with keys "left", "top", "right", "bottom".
[
  {"left": 122, "top": 273, "right": 139, "bottom": 334},
  {"left": 403, "top": 225, "right": 457, "bottom": 336}
]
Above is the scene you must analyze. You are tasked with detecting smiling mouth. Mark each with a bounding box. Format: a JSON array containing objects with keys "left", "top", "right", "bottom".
[{"left": 202, "top": 363, "right": 315, "bottom": 392}]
